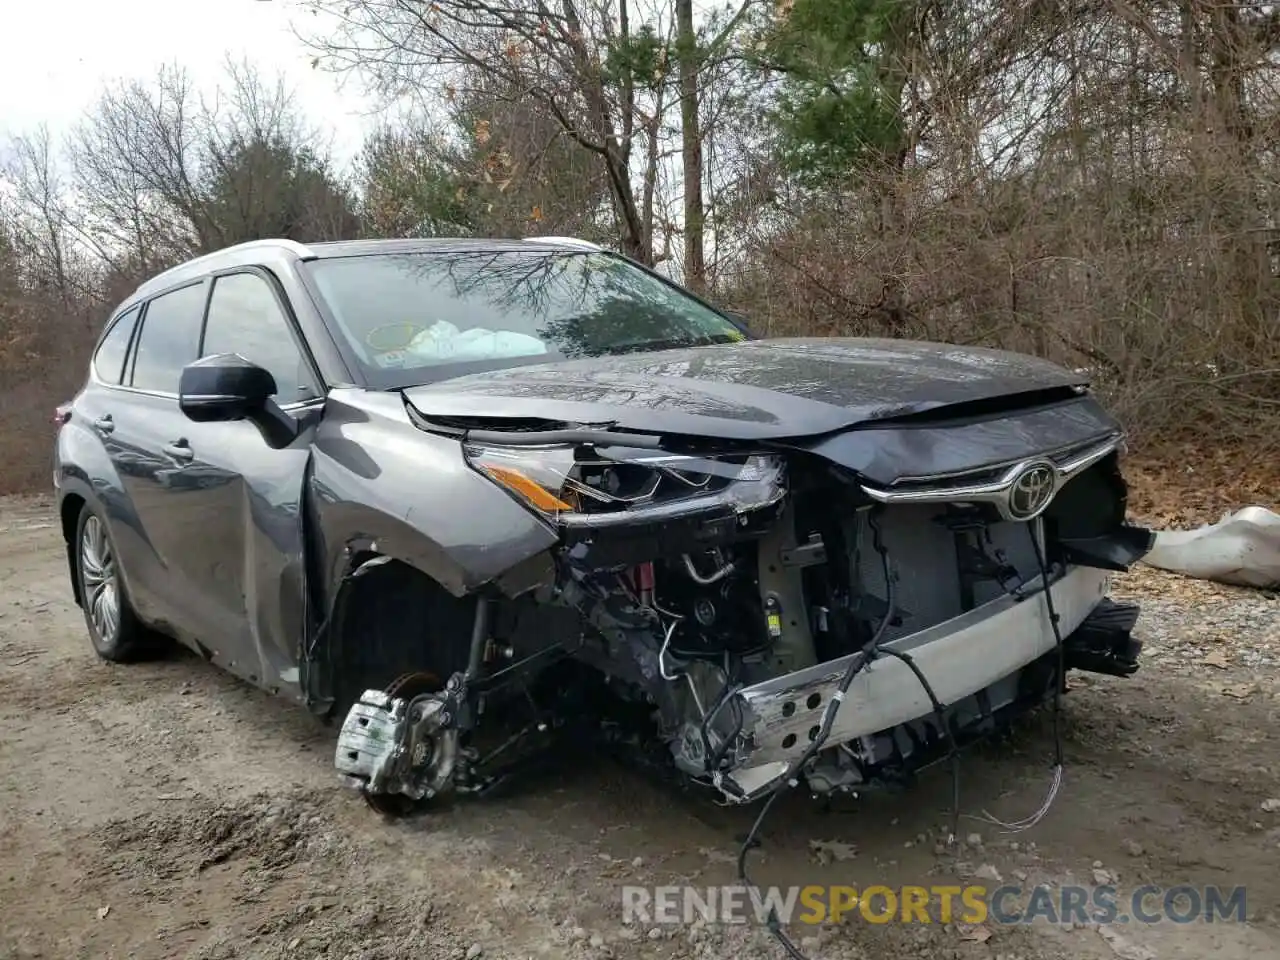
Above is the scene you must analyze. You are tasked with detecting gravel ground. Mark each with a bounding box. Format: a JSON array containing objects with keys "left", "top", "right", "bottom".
[{"left": 1, "top": 494, "right": 1278, "bottom": 960}]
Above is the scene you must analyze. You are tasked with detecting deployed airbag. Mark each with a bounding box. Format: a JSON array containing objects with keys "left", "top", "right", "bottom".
[{"left": 406, "top": 320, "right": 547, "bottom": 363}]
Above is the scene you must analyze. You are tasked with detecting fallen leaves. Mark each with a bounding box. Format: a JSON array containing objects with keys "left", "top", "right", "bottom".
[
  {"left": 1125, "top": 444, "right": 1280, "bottom": 530},
  {"left": 1113, "top": 561, "right": 1263, "bottom": 604}
]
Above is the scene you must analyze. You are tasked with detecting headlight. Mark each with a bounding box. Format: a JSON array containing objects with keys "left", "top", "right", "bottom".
[{"left": 463, "top": 441, "right": 786, "bottom": 527}]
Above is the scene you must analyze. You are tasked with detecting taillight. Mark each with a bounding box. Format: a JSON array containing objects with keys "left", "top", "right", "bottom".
[{"left": 53, "top": 404, "right": 72, "bottom": 428}]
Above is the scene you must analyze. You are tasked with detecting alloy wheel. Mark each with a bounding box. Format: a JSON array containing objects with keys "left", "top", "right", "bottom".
[{"left": 80, "top": 515, "right": 120, "bottom": 645}]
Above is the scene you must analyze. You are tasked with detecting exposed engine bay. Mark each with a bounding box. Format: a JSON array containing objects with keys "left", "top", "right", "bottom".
[{"left": 334, "top": 418, "right": 1154, "bottom": 816}]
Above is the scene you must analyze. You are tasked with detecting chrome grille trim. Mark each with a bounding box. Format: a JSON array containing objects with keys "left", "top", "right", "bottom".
[{"left": 858, "top": 434, "right": 1122, "bottom": 522}]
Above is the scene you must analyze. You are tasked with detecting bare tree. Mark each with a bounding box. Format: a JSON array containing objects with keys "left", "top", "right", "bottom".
[
  {"left": 67, "top": 60, "right": 357, "bottom": 268},
  {"left": 301, "top": 0, "right": 656, "bottom": 259},
  {"left": 300, "top": 0, "right": 755, "bottom": 276}
]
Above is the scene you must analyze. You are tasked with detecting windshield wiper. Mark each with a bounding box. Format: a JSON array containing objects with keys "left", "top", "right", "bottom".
[
  {"left": 402, "top": 402, "right": 666, "bottom": 448},
  {"left": 604, "top": 334, "right": 743, "bottom": 355}
]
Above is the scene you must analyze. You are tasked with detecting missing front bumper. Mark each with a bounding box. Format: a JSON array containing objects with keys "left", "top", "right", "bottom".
[{"left": 722, "top": 565, "right": 1116, "bottom": 797}]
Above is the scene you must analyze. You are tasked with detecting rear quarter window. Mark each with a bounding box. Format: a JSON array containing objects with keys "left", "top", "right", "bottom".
[
  {"left": 92, "top": 306, "right": 140, "bottom": 385},
  {"left": 129, "top": 282, "right": 208, "bottom": 394}
]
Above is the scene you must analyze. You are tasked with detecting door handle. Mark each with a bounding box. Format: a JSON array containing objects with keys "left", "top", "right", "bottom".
[
  {"left": 164, "top": 440, "right": 194, "bottom": 462},
  {"left": 93, "top": 415, "right": 114, "bottom": 434}
]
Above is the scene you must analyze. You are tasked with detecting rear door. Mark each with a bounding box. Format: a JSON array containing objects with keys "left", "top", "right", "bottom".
[
  {"left": 64, "top": 305, "right": 166, "bottom": 615},
  {"left": 104, "top": 280, "right": 212, "bottom": 635},
  {"left": 165, "top": 268, "right": 322, "bottom": 690}
]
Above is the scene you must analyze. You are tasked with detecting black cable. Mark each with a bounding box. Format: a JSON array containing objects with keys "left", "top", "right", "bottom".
[
  {"left": 736, "top": 787, "right": 808, "bottom": 959},
  {"left": 735, "top": 508, "right": 894, "bottom": 959},
  {"left": 874, "top": 646, "right": 961, "bottom": 842},
  {"left": 735, "top": 514, "right": 1067, "bottom": 959},
  {"left": 732, "top": 516, "right": 1072, "bottom": 960},
  {"left": 971, "top": 522, "right": 1069, "bottom": 835},
  {"left": 1028, "top": 521, "right": 1066, "bottom": 768}
]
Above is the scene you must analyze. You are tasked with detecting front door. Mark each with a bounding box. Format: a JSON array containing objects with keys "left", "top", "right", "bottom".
[{"left": 166, "top": 268, "right": 324, "bottom": 694}]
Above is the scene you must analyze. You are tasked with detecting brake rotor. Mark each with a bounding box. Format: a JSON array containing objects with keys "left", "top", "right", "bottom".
[{"left": 364, "top": 671, "right": 443, "bottom": 817}]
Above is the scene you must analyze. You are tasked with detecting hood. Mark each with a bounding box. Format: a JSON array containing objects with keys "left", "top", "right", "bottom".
[{"left": 401, "top": 337, "right": 1088, "bottom": 441}]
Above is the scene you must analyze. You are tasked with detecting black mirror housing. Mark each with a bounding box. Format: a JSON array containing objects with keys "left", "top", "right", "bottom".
[
  {"left": 179, "top": 354, "right": 277, "bottom": 423},
  {"left": 178, "top": 354, "right": 303, "bottom": 448}
]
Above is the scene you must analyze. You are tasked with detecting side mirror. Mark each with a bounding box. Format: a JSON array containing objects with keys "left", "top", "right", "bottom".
[
  {"left": 179, "top": 353, "right": 275, "bottom": 422},
  {"left": 179, "top": 353, "right": 300, "bottom": 447}
]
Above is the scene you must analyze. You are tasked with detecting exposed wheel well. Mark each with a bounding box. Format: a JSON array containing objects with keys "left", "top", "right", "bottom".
[
  {"left": 329, "top": 555, "right": 478, "bottom": 713},
  {"left": 60, "top": 494, "right": 87, "bottom": 605},
  {"left": 60, "top": 494, "right": 85, "bottom": 544}
]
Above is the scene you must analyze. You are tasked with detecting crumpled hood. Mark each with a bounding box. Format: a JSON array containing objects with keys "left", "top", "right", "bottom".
[{"left": 401, "top": 337, "right": 1088, "bottom": 441}]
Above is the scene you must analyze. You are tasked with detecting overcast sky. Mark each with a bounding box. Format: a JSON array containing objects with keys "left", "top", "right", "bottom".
[{"left": 0, "top": 0, "right": 377, "bottom": 165}]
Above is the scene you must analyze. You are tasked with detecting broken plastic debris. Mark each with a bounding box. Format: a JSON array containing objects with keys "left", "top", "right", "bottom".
[
  {"left": 808, "top": 839, "right": 858, "bottom": 863},
  {"left": 1143, "top": 506, "right": 1280, "bottom": 589}
]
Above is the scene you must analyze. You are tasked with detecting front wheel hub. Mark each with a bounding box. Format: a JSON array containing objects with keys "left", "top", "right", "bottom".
[{"left": 334, "top": 672, "right": 461, "bottom": 815}]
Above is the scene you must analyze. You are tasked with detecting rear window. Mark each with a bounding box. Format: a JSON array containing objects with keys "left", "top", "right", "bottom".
[
  {"left": 129, "top": 282, "right": 208, "bottom": 394},
  {"left": 304, "top": 250, "right": 745, "bottom": 388},
  {"left": 93, "top": 306, "right": 140, "bottom": 385}
]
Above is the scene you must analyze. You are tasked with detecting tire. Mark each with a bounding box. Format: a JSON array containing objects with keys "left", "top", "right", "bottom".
[{"left": 74, "top": 503, "right": 157, "bottom": 662}]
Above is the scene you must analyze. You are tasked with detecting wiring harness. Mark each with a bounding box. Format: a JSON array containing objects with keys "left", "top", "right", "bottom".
[{"left": 736, "top": 516, "right": 1070, "bottom": 960}]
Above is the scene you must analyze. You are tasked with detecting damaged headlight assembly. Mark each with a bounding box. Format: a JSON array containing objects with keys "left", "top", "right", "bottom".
[{"left": 462, "top": 440, "right": 787, "bottom": 527}]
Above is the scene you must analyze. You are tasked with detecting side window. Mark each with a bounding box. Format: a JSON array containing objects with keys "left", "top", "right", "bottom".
[
  {"left": 130, "top": 283, "right": 208, "bottom": 394},
  {"left": 92, "top": 306, "right": 140, "bottom": 385},
  {"left": 201, "top": 272, "right": 316, "bottom": 405}
]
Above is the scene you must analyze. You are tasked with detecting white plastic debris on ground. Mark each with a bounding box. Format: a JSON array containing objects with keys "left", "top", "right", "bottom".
[{"left": 1143, "top": 506, "right": 1280, "bottom": 589}]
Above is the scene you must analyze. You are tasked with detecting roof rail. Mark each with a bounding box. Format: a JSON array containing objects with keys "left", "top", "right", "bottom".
[
  {"left": 134, "top": 238, "right": 318, "bottom": 295},
  {"left": 523, "top": 236, "right": 602, "bottom": 252}
]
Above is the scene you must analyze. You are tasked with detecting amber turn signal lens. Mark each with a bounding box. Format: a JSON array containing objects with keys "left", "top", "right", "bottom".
[{"left": 480, "top": 465, "right": 574, "bottom": 513}]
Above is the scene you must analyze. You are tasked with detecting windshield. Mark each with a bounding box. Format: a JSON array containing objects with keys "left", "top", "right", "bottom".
[{"left": 303, "top": 249, "right": 748, "bottom": 387}]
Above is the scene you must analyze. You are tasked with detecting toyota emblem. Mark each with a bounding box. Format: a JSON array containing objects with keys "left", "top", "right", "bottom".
[{"left": 1007, "top": 462, "right": 1057, "bottom": 521}]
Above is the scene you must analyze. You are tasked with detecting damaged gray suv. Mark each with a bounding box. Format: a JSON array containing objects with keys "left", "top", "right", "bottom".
[{"left": 54, "top": 236, "right": 1153, "bottom": 814}]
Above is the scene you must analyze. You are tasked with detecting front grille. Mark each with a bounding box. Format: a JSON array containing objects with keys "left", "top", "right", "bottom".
[
  {"left": 846, "top": 505, "right": 1042, "bottom": 644},
  {"left": 886, "top": 434, "right": 1118, "bottom": 490}
]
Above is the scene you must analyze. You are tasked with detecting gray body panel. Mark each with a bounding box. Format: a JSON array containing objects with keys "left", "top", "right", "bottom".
[
  {"left": 402, "top": 337, "right": 1088, "bottom": 441},
  {"left": 307, "top": 389, "right": 559, "bottom": 600}
]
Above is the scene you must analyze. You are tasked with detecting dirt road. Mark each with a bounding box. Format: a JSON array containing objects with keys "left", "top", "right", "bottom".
[{"left": 1, "top": 494, "right": 1278, "bottom": 960}]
